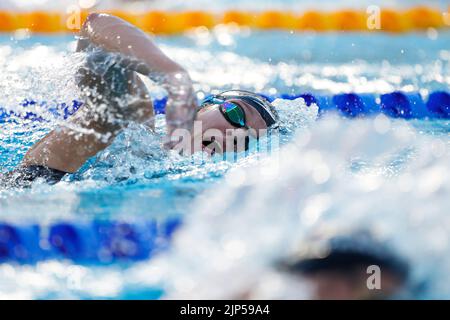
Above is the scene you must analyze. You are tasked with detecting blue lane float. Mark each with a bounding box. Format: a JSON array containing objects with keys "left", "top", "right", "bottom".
[
  {"left": 0, "top": 218, "right": 181, "bottom": 264},
  {"left": 427, "top": 91, "right": 450, "bottom": 118},
  {"left": 0, "top": 99, "right": 83, "bottom": 123},
  {"left": 0, "top": 91, "right": 449, "bottom": 122},
  {"left": 262, "top": 91, "right": 449, "bottom": 119},
  {"left": 380, "top": 92, "right": 430, "bottom": 119}
]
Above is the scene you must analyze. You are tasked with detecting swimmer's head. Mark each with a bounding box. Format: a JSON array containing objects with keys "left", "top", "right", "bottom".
[
  {"left": 278, "top": 231, "right": 410, "bottom": 300},
  {"left": 195, "top": 90, "right": 279, "bottom": 154}
]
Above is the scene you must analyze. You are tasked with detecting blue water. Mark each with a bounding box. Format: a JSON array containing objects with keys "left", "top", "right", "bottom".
[{"left": 0, "top": 30, "right": 449, "bottom": 299}]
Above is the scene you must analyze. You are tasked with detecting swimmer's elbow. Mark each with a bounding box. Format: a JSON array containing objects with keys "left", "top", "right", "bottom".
[
  {"left": 81, "top": 13, "right": 130, "bottom": 40},
  {"left": 86, "top": 12, "right": 101, "bottom": 22},
  {"left": 80, "top": 13, "right": 98, "bottom": 37},
  {"left": 83, "top": 13, "right": 129, "bottom": 29}
]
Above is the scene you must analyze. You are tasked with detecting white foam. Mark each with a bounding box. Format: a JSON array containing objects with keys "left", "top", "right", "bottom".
[{"left": 154, "top": 115, "right": 450, "bottom": 299}]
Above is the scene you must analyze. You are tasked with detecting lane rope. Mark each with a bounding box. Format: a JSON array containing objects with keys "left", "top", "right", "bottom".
[
  {"left": 1, "top": 91, "right": 448, "bottom": 122},
  {"left": 1, "top": 90, "right": 448, "bottom": 264},
  {"left": 0, "top": 218, "right": 181, "bottom": 264},
  {"left": 0, "top": 7, "right": 448, "bottom": 33}
]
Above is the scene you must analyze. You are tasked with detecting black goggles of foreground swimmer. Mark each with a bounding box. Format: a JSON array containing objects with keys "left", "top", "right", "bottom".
[{"left": 200, "top": 90, "right": 279, "bottom": 131}]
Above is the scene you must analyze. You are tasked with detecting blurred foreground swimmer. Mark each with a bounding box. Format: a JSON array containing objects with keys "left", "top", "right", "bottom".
[
  {"left": 0, "top": 13, "right": 279, "bottom": 188},
  {"left": 277, "top": 231, "right": 410, "bottom": 300}
]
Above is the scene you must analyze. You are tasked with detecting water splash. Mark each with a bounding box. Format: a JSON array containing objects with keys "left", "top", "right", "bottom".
[
  {"left": 0, "top": 114, "right": 447, "bottom": 299},
  {"left": 152, "top": 115, "right": 450, "bottom": 299}
]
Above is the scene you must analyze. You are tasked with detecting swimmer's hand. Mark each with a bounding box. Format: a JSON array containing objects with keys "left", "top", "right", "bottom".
[
  {"left": 162, "top": 71, "right": 197, "bottom": 150},
  {"left": 80, "top": 13, "right": 197, "bottom": 149}
]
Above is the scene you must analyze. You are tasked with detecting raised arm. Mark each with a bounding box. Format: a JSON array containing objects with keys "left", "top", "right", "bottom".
[
  {"left": 80, "top": 13, "right": 197, "bottom": 134},
  {"left": 18, "top": 13, "right": 198, "bottom": 175}
]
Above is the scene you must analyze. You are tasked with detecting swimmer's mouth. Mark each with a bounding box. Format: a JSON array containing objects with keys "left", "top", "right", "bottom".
[
  {"left": 202, "top": 140, "right": 217, "bottom": 156},
  {"left": 202, "top": 137, "right": 250, "bottom": 154}
]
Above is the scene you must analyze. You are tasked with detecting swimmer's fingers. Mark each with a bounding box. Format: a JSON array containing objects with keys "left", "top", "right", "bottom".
[
  {"left": 83, "top": 50, "right": 151, "bottom": 76},
  {"left": 162, "top": 135, "right": 180, "bottom": 151},
  {"left": 76, "top": 36, "right": 91, "bottom": 53},
  {"left": 120, "top": 98, "right": 154, "bottom": 123},
  {"left": 75, "top": 66, "right": 103, "bottom": 91},
  {"left": 117, "top": 56, "right": 152, "bottom": 75}
]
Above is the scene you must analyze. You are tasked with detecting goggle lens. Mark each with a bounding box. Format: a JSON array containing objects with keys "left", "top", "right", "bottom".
[
  {"left": 220, "top": 102, "right": 246, "bottom": 128},
  {"left": 200, "top": 96, "right": 247, "bottom": 128}
]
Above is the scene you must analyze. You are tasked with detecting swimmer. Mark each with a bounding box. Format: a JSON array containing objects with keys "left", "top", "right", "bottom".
[
  {"left": 1, "top": 13, "right": 279, "bottom": 188},
  {"left": 278, "top": 231, "right": 410, "bottom": 300}
]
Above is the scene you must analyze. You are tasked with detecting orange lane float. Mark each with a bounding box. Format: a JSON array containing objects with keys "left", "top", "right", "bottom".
[
  {"left": 296, "top": 11, "right": 331, "bottom": 31},
  {"left": 63, "top": 10, "right": 89, "bottom": 32},
  {"left": 0, "top": 12, "right": 17, "bottom": 31},
  {"left": 17, "top": 11, "right": 63, "bottom": 33},
  {"left": 404, "top": 6, "right": 444, "bottom": 29},
  {"left": 255, "top": 11, "right": 297, "bottom": 29},
  {"left": 175, "top": 11, "right": 216, "bottom": 30},
  {"left": 0, "top": 7, "right": 448, "bottom": 34},
  {"left": 379, "top": 9, "right": 408, "bottom": 33},
  {"left": 221, "top": 10, "right": 256, "bottom": 26},
  {"left": 329, "top": 10, "right": 367, "bottom": 31},
  {"left": 141, "top": 11, "right": 175, "bottom": 34}
]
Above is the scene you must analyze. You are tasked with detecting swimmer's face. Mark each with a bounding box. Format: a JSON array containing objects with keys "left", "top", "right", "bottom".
[{"left": 195, "top": 98, "right": 268, "bottom": 155}]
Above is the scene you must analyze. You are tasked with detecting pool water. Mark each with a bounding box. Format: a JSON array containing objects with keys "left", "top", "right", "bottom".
[{"left": 0, "top": 30, "right": 449, "bottom": 299}]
